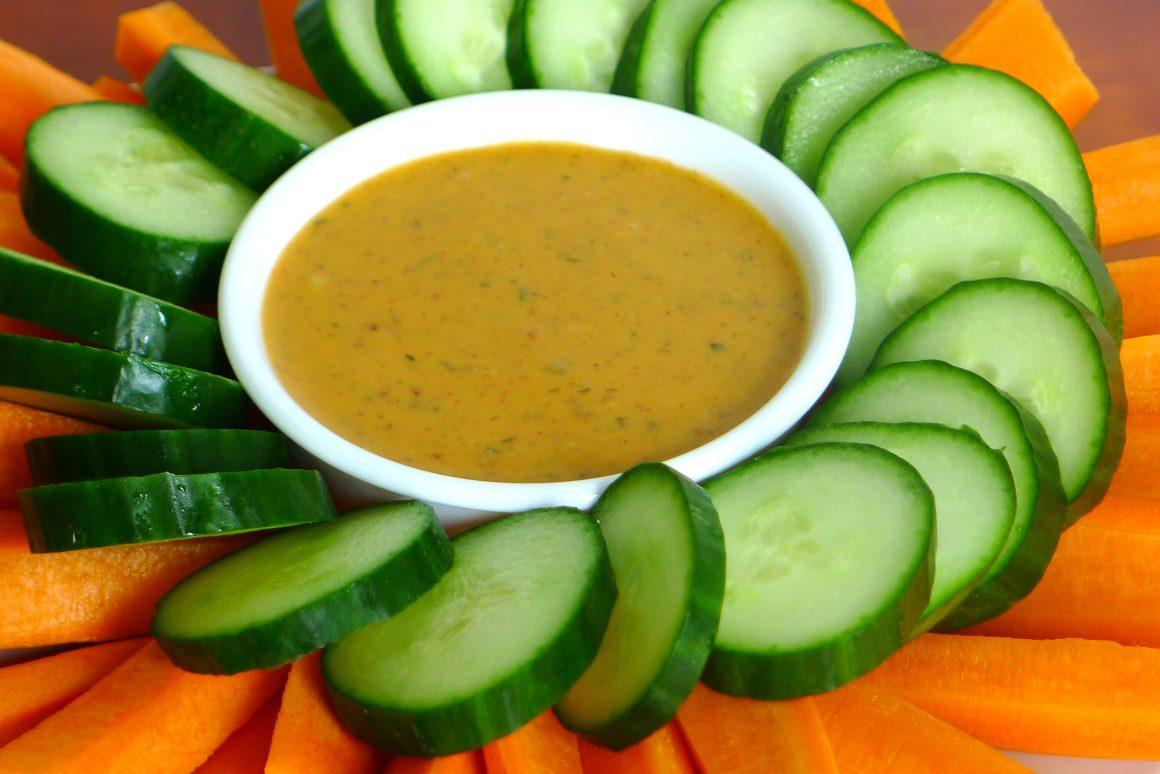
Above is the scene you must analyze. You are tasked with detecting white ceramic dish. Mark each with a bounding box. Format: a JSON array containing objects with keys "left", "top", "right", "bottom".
[{"left": 220, "top": 89, "right": 853, "bottom": 524}]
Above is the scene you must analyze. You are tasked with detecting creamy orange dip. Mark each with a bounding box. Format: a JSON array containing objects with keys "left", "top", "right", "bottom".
[{"left": 263, "top": 142, "right": 807, "bottom": 482}]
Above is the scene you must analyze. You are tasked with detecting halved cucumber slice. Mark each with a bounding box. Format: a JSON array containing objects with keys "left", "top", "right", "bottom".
[
  {"left": 808, "top": 361, "right": 1068, "bottom": 628},
  {"left": 323, "top": 507, "right": 616, "bottom": 756},
  {"left": 145, "top": 46, "right": 351, "bottom": 190},
  {"left": 611, "top": 0, "right": 720, "bottom": 108},
  {"left": 296, "top": 0, "right": 412, "bottom": 124},
  {"left": 840, "top": 173, "right": 1122, "bottom": 384},
  {"left": 555, "top": 464, "right": 724, "bottom": 750},
  {"left": 21, "top": 104, "right": 256, "bottom": 304},
  {"left": 871, "top": 278, "right": 1125, "bottom": 515},
  {"left": 382, "top": 0, "right": 515, "bottom": 101},
  {"left": 689, "top": 0, "right": 901, "bottom": 142},
  {"left": 816, "top": 65, "right": 1097, "bottom": 243},
  {"left": 19, "top": 468, "right": 336, "bottom": 553},
  {"left": 0, "top": 335, "right": 246, "bottom": 429},
  {"left": 154, "top": 502, "right": 452, "bottom": 674},
  {"left": 508, "top": 0, "right": 651, "bottom": 91},
  {"left": 763, "top": 44, "right": 943, "bottom": 186},
  {"left": 702, "top": 443, "right": 934, "bottom": 699},
  {"left": 0, "top": 247, "right": 225, "bottom": 373},
  {"left": 26, "top": 430, "right": 295, "bottom": 486},
  {"left": 786, "top": 423, "right": 1015, "bottom": 631}
]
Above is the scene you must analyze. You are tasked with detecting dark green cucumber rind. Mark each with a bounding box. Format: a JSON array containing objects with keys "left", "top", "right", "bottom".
[
  {"left": 0, "top": 335, "right": 246, "bottom": 429},
  {"left": 0, "top": 247, "right": 225, "bottom": 372},
  {"left": 379, "top": 0, "right": 437, "bottom": 102},
  {"left": 609, "top": 1, "right": 655, "bottom": 98},
  {"left": 701, "top": 444, "right": 935, "bottom": 700},
  {"left": 323, "top": 508, "right": 618, "bottom": 757},
  {"left": 555, "top": 464, "right": 725, "bottom": 750},
  {"left": 19, "top": 468, "right": 336, "bottom": 553},
  {"left": 504, "top": 0, "right": 537, "bottom": 89},
  {"left": 296, "top": 0, "right": 393, "bottom": 124},
  {"left": 26, "top": 430, "right": 294, "bottom": 486},
  {"left": 153, "top": 504, "right": 453, "bottom": 674}
]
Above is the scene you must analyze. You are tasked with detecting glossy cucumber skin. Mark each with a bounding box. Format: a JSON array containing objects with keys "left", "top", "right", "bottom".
[
  {"left": 609, "top": 1, "right": 654, "bottom": 98},
  {"left": 504, "top": 0, "right": 537, "bottom": 90},
  {"left": 19, "top": 468, "right": 336, "bottom": 553},
  {"left": 380, "top": 0, "right": 436, "bottom": 102}
]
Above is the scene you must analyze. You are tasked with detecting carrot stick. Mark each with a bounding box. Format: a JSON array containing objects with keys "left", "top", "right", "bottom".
[
  {"left": 0, "top": 401, "right": 106, "bottom": 506},
  {"left": 91, "top": 75, "right": 145, "bottom": 105},
  {"left": 0, "top": 509, "right": 251, "bottom": 647},
  {"left": 1107, "top": 412, "right": 1160, "bottom": 499},
  {"left": 1085, "top": 135, "right": 1160, "bottom": 247},
  {"left": 0, "top": 641, "right": 286, "bottom": 773},
  {"left": 265, "top": 652, "right": 384, "bottom": 774},
  {"left": 114, "top": 2, "right": 238, "bottom": 85},
  {"left": 483, "top": 712, "right": 583, "bottom": 774},
  {"left": 943, "top": 0, "right": 1097, "bottom": 128},
  {"left": 257, "top": 0, "right": 324, "bottom": 96},
  {"left": 0, "top": 39, "right": 100, "bottom": 164},
  {"left": 862, "top": 633, "right": 1160, "bottom": 759},
  {"left": 851, "top": 0, "right": 904, "bottom": 37},
  {"left": 676, "top": 683, "right": 837, "bottom": 774},
  {"left": 1110, "top": 256, "right": 1160, "bottom": 339},
  {"left": 384, "top": 752, "right": 485, "bottom": 774},
  {"left": 1084, "top": 494, "right": 1160, "bottom": 534},
  {"left": 1124, "top": 335, "right": 1160, "bottom": 416},
  {"left": 0, "top": 639, "right": 145, "bottom": 746},
  {"left": 0, "top": 192, "right": 63, "bottom": 264},
  {"left": 195, "top": 695, "right": 282, "bottom": 774},
  {"left": 0, "top": 157, "right": 16, "bottom": 192},
  {"left": 814, "top": 682, "right": 1028, "bottom": 773},
  {"left": 576, "top": 724, "right": 695, "bottom": 774}
]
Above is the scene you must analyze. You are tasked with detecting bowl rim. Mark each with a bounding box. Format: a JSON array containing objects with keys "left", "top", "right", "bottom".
[{"left": 219, "top": 89, "right": 854, "bottom": 518}]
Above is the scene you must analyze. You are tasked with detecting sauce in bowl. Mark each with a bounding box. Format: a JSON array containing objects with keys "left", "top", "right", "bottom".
[{"left": 263, "top": 142, "right": 807, "bottom": 483}]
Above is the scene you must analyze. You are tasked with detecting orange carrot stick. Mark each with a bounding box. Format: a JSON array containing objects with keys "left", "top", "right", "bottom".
[
  {"left": 257, "top": 0, "right": 324, "bottom": 96},
  {"left": 0, "top": 157, "right": 16, "bottom": 192},
  {"left": 1084, "top": 494, "right": 1160, "bottom": 534},
  {"left": 1085, "top": 136, "right": 1160, "bottom": 247},
  {"left": 195, "top": 695, "right": 282, "bottom": 774},
  {"left": 676, "top": 683, "right": 837, "bottom": 774},
  {"left": 0, "top": 509, "right": 251, "bottom": 647},
  {"left": 483, "top": 712, "right": 583, "bottom": 774},
  {"left": 0, "top": 192, "right": 63, "bottom": 264},
  {"left": 1107, "top": 412, "right": 1160, "bottom": 499},
  {"left": 265, "top": 652, "right": 383, "bottom": 774},
  {"left": 1110, "top": 256, "right": 1160, "bottom": 339},
  {"left": 851, "top": 0, "right": 904, "bottom": 37},
  {"left": 814, "top": 682, "right": 1028, "bottom": 773},
  {"left": 384, "top": 752, "right": 485, "bottom": 774},
  {"left": 91, "top": 75, "right": 145, "bottom": 105},
  {"left": 0, "top": 39, "right": 100, "bottom": 164},
  {"left": 0, "top": 401, "right": 106, "bottom": 507},
  {"left": 576, "top": 724, "right": 695, "bottom": 774},
  {"left": 1124, "top": 335, "right": 1160, "bottom": 416},
  {"left": 0, "top": 639, "right": 145, "bottom": 746},
  {"left": 862, "top": 634, "right": 1160, "bottom": 759},
  {"left": 943, "top": 0, "right": 1097, "bottom": 128},
  {"left": 114, "top": 2, "right": 238, "bottom": 84}
]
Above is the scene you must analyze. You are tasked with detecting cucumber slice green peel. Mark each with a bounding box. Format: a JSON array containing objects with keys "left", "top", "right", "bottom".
[
  {"left": 611, "top": 0, "right": 720, "bottom": 108},
  {"left": 702, "top": 443, "right": 934, "bottom": 699},
  {"left": 154, "top": 502, "right": 453, "bottom": 674},
  {"left": 555, "top": 464, "right": 724, "bottom": 750},
  {"left": 323, "top": 507, "right": 616, "bottom": 757},
  {"left": 808, "top": 360, "right": 1068, "bottom": 629},
  {"left": 19, "top": 468, "right": 336, "bottom": 553}
]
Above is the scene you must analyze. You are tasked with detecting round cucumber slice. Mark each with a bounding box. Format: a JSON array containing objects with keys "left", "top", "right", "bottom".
[
  {"left": 840, "top": 173, "right": 1121, "bottom": 384},
  {"left": 689, "top": 0, "right": 901, "bottom": 142},
  {"left": 0, "top": 334, "right": 246, "bottom": 429},
  {"left": 808, "top": 361, "right": 1068, "bottom": 628},
  {"left": 26, "top": 430, "right": 295, "bottom": 486},
  {"left": 154, "top": 502, "right": 452, "bottom": 674},
  {"left": 702, "top": 443, "right": 934, "bottom": 699},
  {"left": 816, "top": 65, "right": 1097, "bottom": 244},
  {"left": 611, "top": 0, "right": 721, "bottom": 108},
  {"left": 555, "top": 464, "right": 724, "bottom": 750},
  {"left": 19, "top": 468, "right": 336, "bottom": 553},
  {"left": 871, "top": 278, "right": 1125, "bottom": 516},
  {"left": 323, "top": 507, "right": 616, "bottom": 756}
]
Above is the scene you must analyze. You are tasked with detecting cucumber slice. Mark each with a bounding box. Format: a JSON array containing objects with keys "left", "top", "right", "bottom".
[
  {"left": 0, "top": 335, "right": 246, "bottom": 429},
  {"left": 689, "top": 0, "right": 901, "bottom": 142},
  {"left": 145, "top": 46, "right": 351, "bottom": 190},
  {"left": 763, "top": 44, "right": 943, "bottom": 186},
  {"left": 508, "top": 0, "right": 651, "bottom": 91},
  {"left": 871, "top": 278, "right": 1125, "bottom": 515},
  {"left": 786, "top": 423, "right": 1015, "bottom": 630},
  {"left": 323, "top": 508, "right": 616, "bottom": 756},
  {"left": 295, "top": 0, "right": 412, "bottom": 124},
  {"left": 19, "top": 469, "right": 336, "bottom": 553},
  {"left": 555, "top": 464, "right": 724, "bottom": 750},
  {"left": 383, "top": 0, "right": 515, "bottom": 101},
  {"left": 816, "top": 65, "right": 1097, "bottom": 243},
  {"left": 611, "top": 0, "right": 720, "bottom": 108},
  {"left": 702, "top": 443, "right": 934, "bottom": 699},
  {"left": 808, "top": 361, "right": 1068, "bottom": 628},
  {"left": 21, "top": 104, "right": 256, "bottom": 304},
  {"left": 154, "top": 502, "right": 452, "bottom": 674},
  {"left": 840, "top": 173, "right": 1123, "bottom": 384},
  {"left": 26, "top": 430, "right": 295, "bottom": 486},
  {"left": 0, "top": 247, "right": 226, "bottom": 373}
]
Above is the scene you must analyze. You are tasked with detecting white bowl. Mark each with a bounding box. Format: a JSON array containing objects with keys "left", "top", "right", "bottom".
[{"left": 219, "top": 90, "right": 853, "bottom": 526}]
